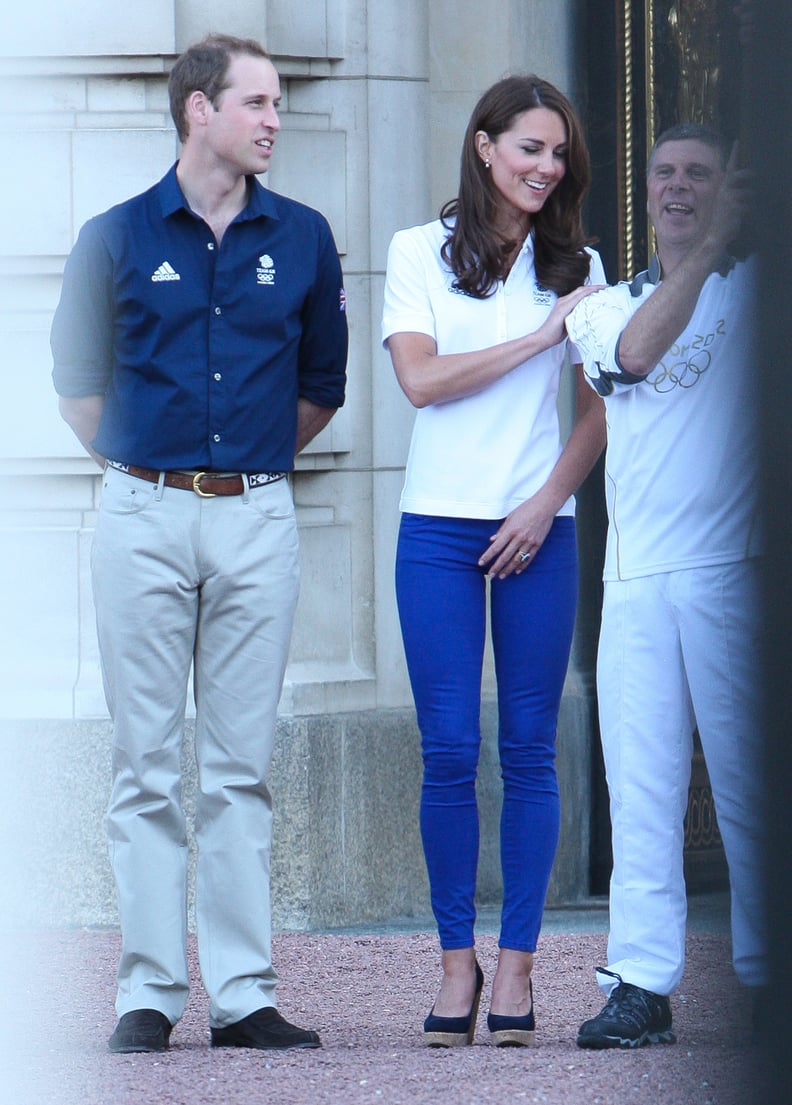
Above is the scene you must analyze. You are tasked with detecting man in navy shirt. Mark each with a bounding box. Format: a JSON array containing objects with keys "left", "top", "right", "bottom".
[{"left": 51, "top": 34, "right": 347, "bottom": 1054}]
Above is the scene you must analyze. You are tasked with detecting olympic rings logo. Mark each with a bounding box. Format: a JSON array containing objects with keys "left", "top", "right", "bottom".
[
  {"left": 648, "top": 318, "right": 726, "bottom": 393},
  {"left": 651, "top": 349, "right": 712, "bottom": 392}
]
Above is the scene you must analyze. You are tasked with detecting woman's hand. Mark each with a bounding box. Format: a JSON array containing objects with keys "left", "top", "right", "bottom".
[
  {"left": 533, "top": 283, "right": 605, "bottom": 351},
  {"left": 478, "top": 494, "right": 556, "bottom": 580},
  {"left": 478, "top": 367, "right": 605, "bottom": 581}
]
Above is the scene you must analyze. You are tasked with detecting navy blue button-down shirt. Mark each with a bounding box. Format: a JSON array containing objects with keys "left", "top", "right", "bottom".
[{"left": 51, "top": 165, "right": 348, "bottom": 472}]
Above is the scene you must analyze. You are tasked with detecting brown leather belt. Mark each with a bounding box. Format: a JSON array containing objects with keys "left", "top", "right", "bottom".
[{"left": 109, "top": 462, "right": 285, "bottom": 498}]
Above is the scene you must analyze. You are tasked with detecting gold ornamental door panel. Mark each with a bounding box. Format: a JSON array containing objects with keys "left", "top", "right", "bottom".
[{"left": 616, "top": 0, "right": 744, "bottom": 279}]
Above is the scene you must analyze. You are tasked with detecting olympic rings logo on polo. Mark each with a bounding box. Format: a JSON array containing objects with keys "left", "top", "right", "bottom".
[
  {"left": 650, "top": 351, "right": 712, "bottom": 392},
  {"left": 256, "top": 254, "right": 276, "bottom": 285},
  {"left": 648, "top": 318, "right": 727, "bottom": 393}
]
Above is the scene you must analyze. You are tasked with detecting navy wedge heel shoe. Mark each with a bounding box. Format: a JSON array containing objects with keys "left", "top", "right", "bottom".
[
  {"left": 423, "top": 961, "right": 484, "bottom": 1047},
  {"left": 487, "top": 979, "right": 536, "bottom": 1047}
]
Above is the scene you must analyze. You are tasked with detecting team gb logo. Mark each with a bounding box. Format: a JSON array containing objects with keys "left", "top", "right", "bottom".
[{"left": 257, "top": 254, "right": 276, "bottom": 285}]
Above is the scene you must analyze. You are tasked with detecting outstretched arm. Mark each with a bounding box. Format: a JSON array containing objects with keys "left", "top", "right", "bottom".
[
  {"left": 386, "top": 283, "right": 603, "bottom": 408},
  {"left": 617, "top": 146, "right": 751, "bottom": 377}
]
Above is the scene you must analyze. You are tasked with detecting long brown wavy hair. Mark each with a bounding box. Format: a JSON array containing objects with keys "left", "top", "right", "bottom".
[{"left": 440, "top": 75, "right": 592, "bottom": 299}]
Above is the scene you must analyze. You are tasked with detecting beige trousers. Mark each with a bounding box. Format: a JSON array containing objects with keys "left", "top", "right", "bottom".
[{"left": 92, "top": 466, "right": 299, "bottom": 1027}]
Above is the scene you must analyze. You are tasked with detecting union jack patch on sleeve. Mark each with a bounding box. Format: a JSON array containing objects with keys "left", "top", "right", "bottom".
[{"left": 339, "top": 287, "right": 347, "bottom": 312}]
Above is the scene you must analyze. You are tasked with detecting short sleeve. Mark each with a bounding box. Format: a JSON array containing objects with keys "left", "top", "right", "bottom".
[
  {"left": 566, "top": 286, "right": 646, "bottom": 397},
  {"left": 381, "top": 228, "right": 438, "bottom": 346}
]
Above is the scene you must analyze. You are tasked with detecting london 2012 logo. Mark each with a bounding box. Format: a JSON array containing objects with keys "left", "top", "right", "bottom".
[{"left": 649, "top": 319, "right": 726, "bottom": 393}]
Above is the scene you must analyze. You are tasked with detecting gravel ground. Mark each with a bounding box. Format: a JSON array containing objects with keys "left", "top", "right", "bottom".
[{"left": 2, "top": 923, "right": 766, "bottom": 1105}]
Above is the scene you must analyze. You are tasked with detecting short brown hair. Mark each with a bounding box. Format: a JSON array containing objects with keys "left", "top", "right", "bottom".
[
  {"left": 168, "top": 33, "right": 270, "bottom": 142},
  {"left": 649, "top": 123, "right": 730, "bottom": 172}
]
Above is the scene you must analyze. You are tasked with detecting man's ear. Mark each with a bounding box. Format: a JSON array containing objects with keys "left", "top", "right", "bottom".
[{"left": 185, "top": 89, "right": 212, "bottom": 130}]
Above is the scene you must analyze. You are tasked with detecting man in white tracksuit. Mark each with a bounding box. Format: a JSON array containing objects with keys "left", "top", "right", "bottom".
[{"left": 566, "top": 123, "right": 766, "bottom": 1048}]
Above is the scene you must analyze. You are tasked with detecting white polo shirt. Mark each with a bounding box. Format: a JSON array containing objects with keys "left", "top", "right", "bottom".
[
  {"left": 382, "top": 218, "right": 606, "bottom": 520},
  {"left": 566, "top": 255, "right": 762, "bottom": 580}
]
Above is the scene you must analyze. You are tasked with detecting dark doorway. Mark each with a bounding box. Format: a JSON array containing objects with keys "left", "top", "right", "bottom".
[{"left": 578, "top": 0, "right": 747, "bottom": 896}]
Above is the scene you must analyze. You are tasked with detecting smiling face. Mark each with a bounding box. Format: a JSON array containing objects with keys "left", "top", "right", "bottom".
[
  {"left": 476, "top": 107, "right": 568, "bottom": 233},
  {"left": 202, "top": 53, "right": 282, "bottom": 176},
  {"left": 647, "top": 138, "right": 725, "bottom": 254}
]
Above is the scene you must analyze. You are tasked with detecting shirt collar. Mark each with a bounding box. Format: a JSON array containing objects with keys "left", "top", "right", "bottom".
[
  {"left": 157, "top": 164, "right": 281, "bottom": 223},
  {"left": 628, "top": 253, "right": 662, "bottom": 297},
  {"left": 520, "top": 229, "right": 536, "bottom": 259}
]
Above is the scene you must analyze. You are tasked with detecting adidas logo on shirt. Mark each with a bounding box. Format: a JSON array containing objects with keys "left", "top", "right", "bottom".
[{"left": 151, "top": 261, "right": 181, "bottom": 282}]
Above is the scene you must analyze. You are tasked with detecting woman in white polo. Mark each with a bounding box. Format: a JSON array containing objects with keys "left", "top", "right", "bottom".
[{"left": 382, "top": 75, "right": 605, "bottom": 1047}]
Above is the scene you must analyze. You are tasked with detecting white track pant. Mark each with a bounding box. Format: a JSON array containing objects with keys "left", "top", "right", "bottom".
[
  {"left": 596, "top": 560, "right": 766, "bottom": 996},
  {"left": 92, "top": 466, "right": 299, "bottom": 1027}
]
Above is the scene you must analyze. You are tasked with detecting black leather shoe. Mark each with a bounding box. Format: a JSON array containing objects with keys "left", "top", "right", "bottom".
[
  {"left": 423, "top": 960, "right": 484, "bottom": 1047},
  {"left": 108, "top": 1009, "right": 172, "bottom": 1053},
  {"left": 211, "top": 1007, "right": 321, "bottom": 1050}
]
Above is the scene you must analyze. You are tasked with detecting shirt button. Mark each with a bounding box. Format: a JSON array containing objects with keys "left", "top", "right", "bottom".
[
  {"left": 207, "top": 242, "right": 215, "bottom": 250},
  {"left": 213, "top": 434, "right": 221, "bottom": 443},
  {"left": 213, "top": 372, "right": 222, "bottom": 381},
  {"left": 214, "top": 306, "right": 222, "bottom": 315}
]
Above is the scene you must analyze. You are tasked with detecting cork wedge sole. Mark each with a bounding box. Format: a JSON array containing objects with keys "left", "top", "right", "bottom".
[{"left": 423, "top": 961, "right": 484, "bottom": 1047}]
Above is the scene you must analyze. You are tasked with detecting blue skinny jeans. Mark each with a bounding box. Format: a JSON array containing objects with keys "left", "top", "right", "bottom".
[{"left": 395, "top": 513, "right": 578, "bottom": 951}]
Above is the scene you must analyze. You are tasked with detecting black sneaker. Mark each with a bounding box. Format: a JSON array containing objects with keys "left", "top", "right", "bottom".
[
  {"left": 108, "top": 1009, "right": 172, "bottom": 1053},
  {"left": 577, "top": 970, "right": 676, "bottom": 1049}
]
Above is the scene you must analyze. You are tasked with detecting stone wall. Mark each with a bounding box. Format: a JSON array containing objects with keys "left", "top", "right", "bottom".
[{"left": 0, "top": 0, "right": 594, "bottom": 932}]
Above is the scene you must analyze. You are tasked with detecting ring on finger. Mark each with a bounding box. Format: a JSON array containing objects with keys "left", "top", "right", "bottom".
[{"left": 518, "top": 550, "right": 532, "bottom": 563}]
